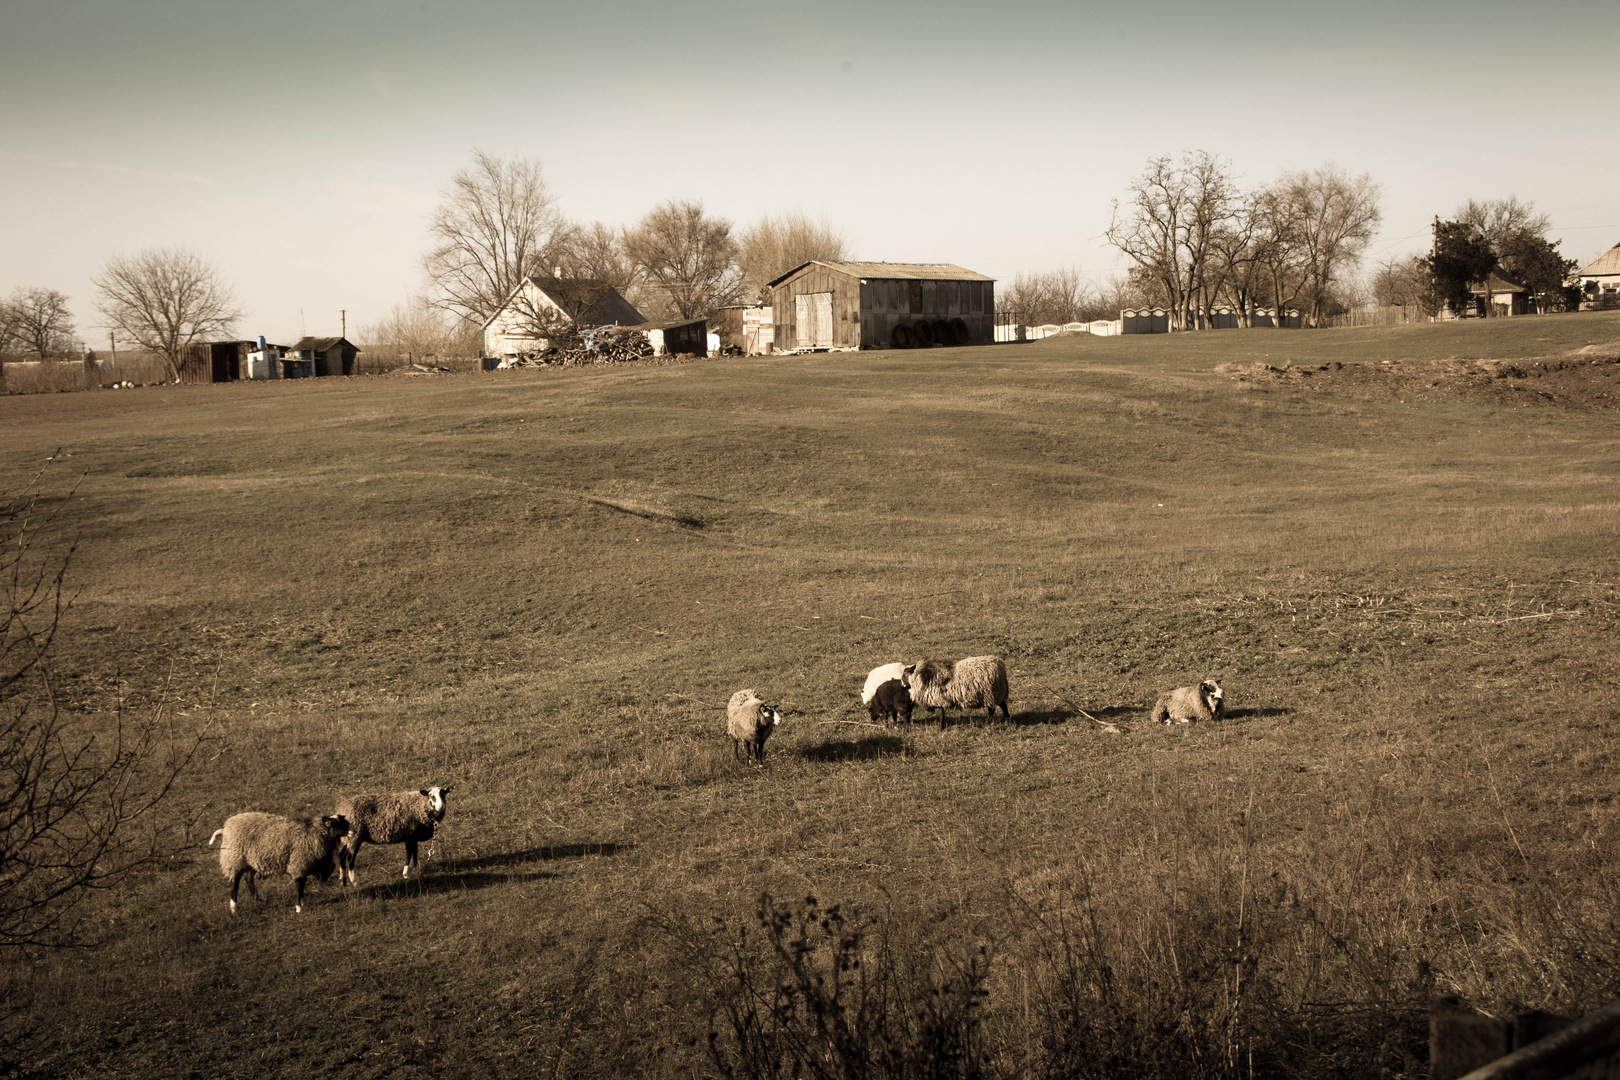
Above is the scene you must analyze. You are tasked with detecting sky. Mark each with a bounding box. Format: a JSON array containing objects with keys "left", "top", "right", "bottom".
[{"left": 3, "top": 0, "right": 1618, "bottom": 346}]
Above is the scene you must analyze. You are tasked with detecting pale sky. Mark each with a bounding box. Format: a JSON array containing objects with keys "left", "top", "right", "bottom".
[{"left": 3, "top": 0, "right": 1617, "bottom": 345}]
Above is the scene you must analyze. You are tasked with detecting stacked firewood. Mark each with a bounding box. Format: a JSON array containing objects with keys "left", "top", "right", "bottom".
[{"left": 505, "top": 328, "right": 654, "bottom": 366}]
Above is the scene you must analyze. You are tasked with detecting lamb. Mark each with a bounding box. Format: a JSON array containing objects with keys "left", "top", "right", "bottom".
[
  {"left": 901, "top": 655, "right": 1010, "bottom": 728},
  {"left": 861, "top": 663, "right": 907, "bottom": 706},
  {"left": 862, "top": 662, "right": 913, "bottom": 725},
  {"left": 333, "top": 786, "right": 450, "bottom": 885},
  {"left": 208, "top": 811, "right": 352, "bottom": 915},
  {"left": 727, "top": 688, "right": 783, "bottom": 764},
  {"left": 1150, "top": 679, "right": 1225, "bottom": 725}
]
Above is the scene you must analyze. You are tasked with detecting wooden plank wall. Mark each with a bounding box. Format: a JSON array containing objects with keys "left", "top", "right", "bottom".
[
  {"left": 860, "top": 278, "right": 996, "bottom": 348},
  {"left": 771, "top": 266, "right": 862, "bottom": 349}
]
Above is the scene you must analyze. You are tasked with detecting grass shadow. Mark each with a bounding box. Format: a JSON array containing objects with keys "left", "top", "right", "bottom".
[
  {"left": 1227, "top": 707, "right": 1290, "bottom": 719},
  {"left": 799, "top": 734, "right": 909, "bottom": 761},
  {"left": 349, "top": 868, "right": 559, "bottom": 899},
  {"left": 448, "top": 843, "right": 630, "bottom": 870}
]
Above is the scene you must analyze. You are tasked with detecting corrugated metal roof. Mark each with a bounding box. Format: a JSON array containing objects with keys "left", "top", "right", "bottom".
[
  {"left": 1579, "top": 244, "right": 1620, "bottom": 278},
  {"left": 766, "top": 261, "right": 995, "bottom": 288}
]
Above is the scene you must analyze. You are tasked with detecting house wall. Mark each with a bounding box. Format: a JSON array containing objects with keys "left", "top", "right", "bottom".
[{"left": 485, "top": 282, "right": 566, "bottom": 357}]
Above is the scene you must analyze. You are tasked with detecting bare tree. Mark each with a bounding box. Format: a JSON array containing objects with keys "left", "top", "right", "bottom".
[
  {"left": 1372, "top": 254, "right": 1438, "bottom": 316},
  {"left": 1277, "top": 164, "right": 1382, "bottom": 327},
  {"left": 1454, "top": 196, "right": 1550, "bottom": 255},
  {"left": 624, "top": 199, "right": 743, "bottom": 320},
  {"left": 736, "top": 212, "right": 849, "bottom": 303},
  {"left": 92, "top": 248, "right": 243, "bottom": 381},
  {"left": 423, "top": 151, "right": 573, "bottom": 324},
  {"left": 1107, "top": 152, "right": 1238, "bottom": 330},
  {"left": 558, "top": 221, "right": 641, "bottom": 299},
  {"left": 1, "top": 475, "right": 200, "bottom": 950},
  {"left": 363, "top": 295, "right": 461, "bottom": 364},
  {"left": 5, "top": 288, "right": 75, "bottom": 361},
  {"left": 998, "top": 267, "right": 1096, "bottom": 326}
]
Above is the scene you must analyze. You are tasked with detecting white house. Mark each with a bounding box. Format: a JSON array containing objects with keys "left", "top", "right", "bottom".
[
  {"left": 482, "top": 277, "right": 645, "bottom": 359},
  {"left": 1577, "top": 243, "right": 1620, "bottom": 309}
]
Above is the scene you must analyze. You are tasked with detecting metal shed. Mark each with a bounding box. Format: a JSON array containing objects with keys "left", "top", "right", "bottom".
[
  {"left": 176, "top": 340, "right": 288, "bottom": 384},
  {"left": 767, "top": 262, "right": 996, "bottom": 352}
]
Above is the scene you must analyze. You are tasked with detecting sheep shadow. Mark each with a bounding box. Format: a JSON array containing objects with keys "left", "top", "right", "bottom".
[
  {"left": 799, "top": 734, "right": 908, "bottom": 761},
  {"left": 1226, "top": 707, "right": 1290, "bottom": 720},
  {"left": 343, "top": 843, "right": 628, "bottom": 900}
]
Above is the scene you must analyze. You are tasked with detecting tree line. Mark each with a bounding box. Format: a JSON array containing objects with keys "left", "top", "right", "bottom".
[
  {"left": 1104, "top": 151, "right": 1383, "bottom": 330},
  {"left": 1373, "top": 196, "right": 1581, "bottom": 317},
  {"left": 370, "top": 150, "right": 849, "bottom": 358}
]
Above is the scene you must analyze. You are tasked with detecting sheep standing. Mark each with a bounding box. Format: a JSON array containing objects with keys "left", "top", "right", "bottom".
[
  {"left": 727, "top": 689, "right": 783, "bottom": 764},
  {"left": 208, "top": 812, "right": 352, "bottom": 915},
  {"left": 1150, "top": 680, "right": 1225, "bottom": 725},
  {"left": 862, "top": 662, "right": 913, "bottom": 725},
  {"left": 333, "top": 786, "right": 450, "bottom": 884},
  {"left": 902, "top": 655, "right": 1010, "bottom": 728}
]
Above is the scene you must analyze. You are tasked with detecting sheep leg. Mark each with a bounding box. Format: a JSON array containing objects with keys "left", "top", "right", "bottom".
[
  {"left": 342, "top": 838, "right": 365, "bottom": 885},
  {"left": 293, "top": 875, "right": 307, "bottom": 913},
  {"left": 229, "top": 868, "right": 252, "bottom": 915},
  {"left": 732, "top": 738, "right": 741, "bottom": 762},
  {"left": 403, "top": 839, "right": 418, "bottom": 879}
]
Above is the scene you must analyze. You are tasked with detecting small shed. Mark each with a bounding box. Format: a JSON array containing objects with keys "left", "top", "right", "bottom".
[
  {"left": 616, "top": 318, "right": 708, "bottom": 358},
  {"left": 711, "top": 304, "right": 776, "bottom": 354},
  {"left": 284, "top": 336, "right": 359, "bottom": 377},
  {"left": 177, "top": 340, "right": 287, "bottom": 384},
  {"left": 767, "top": 262, "right": 995, "bottom": 352}
]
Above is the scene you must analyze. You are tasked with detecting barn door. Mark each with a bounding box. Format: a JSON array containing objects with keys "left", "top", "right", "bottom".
[
  {"left": 794, "top": 293, "right": 834, "bottom": 347},
  {"left": 814, "top": 293, "right": 833, "bottom": 346}
]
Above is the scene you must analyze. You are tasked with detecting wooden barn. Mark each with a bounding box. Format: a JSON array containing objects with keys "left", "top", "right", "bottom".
[
  {"left": 767, "top": 262, "right": 996, "bottom": 352},
  {"left": 711, "top": 303, "right": 775, "bottom": 354}
]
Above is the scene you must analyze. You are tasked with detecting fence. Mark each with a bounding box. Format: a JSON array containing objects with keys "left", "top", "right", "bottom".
[{"left": 1319, "top": 304, "right": 1429, "bottom": 328}]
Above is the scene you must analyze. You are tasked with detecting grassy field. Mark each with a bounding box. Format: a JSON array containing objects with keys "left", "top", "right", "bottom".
[{"left": 3, "top": 312, "right": 1619, "bottom": 1078}]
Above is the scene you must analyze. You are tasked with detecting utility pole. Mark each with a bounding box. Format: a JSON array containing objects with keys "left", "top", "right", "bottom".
[{"left": 341, "top": 309, "right": 346, "bottom": 339}]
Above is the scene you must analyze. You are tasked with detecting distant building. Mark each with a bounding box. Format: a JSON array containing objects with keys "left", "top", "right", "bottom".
[
  {"left": 614, "top": 318, "right": 708, "bottom": 357},
  {"left": 1577, "top": 243, "right": 1620, "bottom": 309},
  {"left": 767, "top": 262, "right": 995, "bottom": 352},
  {"left": 284, "top": 337, "right": 359, "bottom": 378},
  {"left": 177, "top": 339, "right": 288, "bottom": 384},
  {"left": 483, "top": 277, "right": 645, "bottom": 359},
  {"left": 1468, "top": 267, "right": 1529, "bottom": 316}
]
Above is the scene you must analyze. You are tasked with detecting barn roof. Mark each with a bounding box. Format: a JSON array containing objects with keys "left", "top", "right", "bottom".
[
  {"left": 766, "top": 261, "right": 995, "bottom": 288},
  {"left": 1579, "top": 243, "right": 1620, "bottom": 278},
  {"left": 288, "top": 336, "right": 358, "bottom": 352}
]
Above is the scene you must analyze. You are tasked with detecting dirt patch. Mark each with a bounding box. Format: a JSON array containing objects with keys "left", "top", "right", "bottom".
[{"left": 1217, "top": 343, "right": 1620, "bottom": 410}]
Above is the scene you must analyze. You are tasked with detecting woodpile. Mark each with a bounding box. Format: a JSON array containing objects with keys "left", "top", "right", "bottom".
[{"left": 503, "top": 327, "right": 653, "bottom": 367}]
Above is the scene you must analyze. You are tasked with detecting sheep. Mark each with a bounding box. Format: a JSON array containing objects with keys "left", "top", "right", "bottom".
[
  {"left": 208, "top": 811, "right": 352, "bottom": 915},
  {"left": 727, "top": 688, "right": 783, "bottom": 764},
  {"left": 861, "top": 663, "right": 907, "bottom": 706},
  {"left": 333, "top": 786, "right": 450, "bottom": 885},
  {"left": 862, "top": 662, "right": 913, "bottom": 725},
  {"left": 868, "top": 679, "right": 914, "bottom": 725},
  {"left": 901, "top": 655, "right": 1010, "bottom": 728},
  {"left": 1150, "top": 679, "right": 1225, "bottom": 725}
]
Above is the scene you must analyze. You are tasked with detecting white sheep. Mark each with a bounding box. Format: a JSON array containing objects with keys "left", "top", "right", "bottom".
[
  {"left": 208, "top": 811, "right": 352, "bottom": 914},
  {"left": 1150, "top": 680, "right": 1224, "bottom": 725},
  {"left": 861, "top": 663, "right": 907, "bottom": 706},
  {"left": 902, "top": 655, "right": 1010, "bottom": 728},
  {"left": 727, "top": 689, "right": 782, "bottom": 764},
  {"left": 333, "top": 786, "right": 450, "bottom": 884}
]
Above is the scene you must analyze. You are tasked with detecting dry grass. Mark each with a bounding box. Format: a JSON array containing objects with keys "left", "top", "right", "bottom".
[{"left": 1, "top": 312, "right": 1619, "bottom": 1077}]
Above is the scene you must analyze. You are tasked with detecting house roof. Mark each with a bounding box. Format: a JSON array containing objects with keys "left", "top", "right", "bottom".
[
  {"left": 1578, "top": 243, "right": 1620, "bottom": 278},
  {"left": 612, "top": 317, "right": 707, "bottom": 333},
  {"left": 765, "top": 261, "right": 996, "bottom": 289},
  {"left": 1468, "top": 266, "right": 1527, "bottom": 294},
  {"left": 485, "top": 277, "right": 645, "bottom": 329},
  {"left": 288, "top": 336, "right": 358, "bottom": 352}
]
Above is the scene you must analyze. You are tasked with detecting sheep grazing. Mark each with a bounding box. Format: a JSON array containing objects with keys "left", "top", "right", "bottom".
[
  {"left": 727, "top": 688, "right": 783, "bottom": 764},
  {"left": 1151, "top": 679, "right": 1225, "bottom": 725},
  {"left": 208, "top": 812, "right": 352, "bottom": 915},
  {"left": 862, "top": 662, "right": 913, "bottom": 725},
  {"left": 902, "top": 655, "right": 1010, "bottom": 728},
  {"left": 333, "top": 786, "right": 450, "bottom": 884}
]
